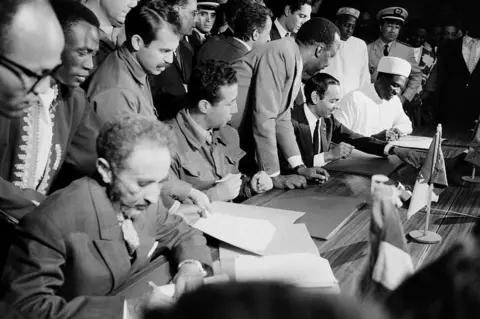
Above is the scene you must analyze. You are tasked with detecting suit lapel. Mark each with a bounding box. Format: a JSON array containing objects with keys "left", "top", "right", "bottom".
[
  {"left": 296, "top": 107, "right": 314, "bottom": 153},
  {"left": 89, "top": 179, "right": 132, "bottom": 290},
  {"left": 129, "top": 207, "right": 156, "bottom": 273},
  {"left": 322, "top": 117, "right": 333, "bottom": 152},
  {"left": 270, "top": 23, "right": 281, "bottom": 41}
]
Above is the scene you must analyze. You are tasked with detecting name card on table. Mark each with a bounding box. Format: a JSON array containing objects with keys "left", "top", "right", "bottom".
[{"left": 193, "top": 214, "right": 276, "bottom": 255}]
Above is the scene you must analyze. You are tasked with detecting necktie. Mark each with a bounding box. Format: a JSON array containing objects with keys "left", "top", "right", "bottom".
[
  {"left": 468, "top": 39, "right": 480, "bottom": 73},
  {"left": 117, "top": 214, "right": 140, "bottom": 256},
  {"left": 313, "top": 119, "right": 320, "bottom": 154},
  {"left": 383, "top": 44, "right": 390, "bottom": 56}
]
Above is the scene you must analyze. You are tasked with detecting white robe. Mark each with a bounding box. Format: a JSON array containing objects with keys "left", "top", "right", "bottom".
[
  {"left": 321, "top": 36, "right": 370, "bottom": 98},
  {"left": 333, "top": 83, "right": 413, "bottom": 137}
]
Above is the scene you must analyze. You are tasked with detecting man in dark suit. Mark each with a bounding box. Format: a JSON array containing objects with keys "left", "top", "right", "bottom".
[
  {"left": 1, "top": 115, "right": 212, "bottom": 319},
  {"left": 196, "top": 2, "right": 272, "bottom": 63},
  {"left": 438, "top": 14, "right": 480, "bottom": 128},
  {"left": 232, "top": 18, "right": 341, "bottom": 189},
  {"left": 288, "top": 73, "right": 395, "bottom": 171},
  {"left": 150, "top": 0, "right": 197, "bottom": 121},
  {"left": 270, "top": 0, "right": 312, "bottom": 41}
]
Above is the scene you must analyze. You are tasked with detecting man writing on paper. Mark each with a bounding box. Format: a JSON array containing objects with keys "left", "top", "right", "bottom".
[
  {"left": 288, "top": 73, "right": 398, "bottom": 170},
  {"left": 232, "top": 18, "right": 341, "bottom": 189},
  {"left": 169, "top": 60, "right": 273, "bottom": 203},
  {"left": 1, "top": 115, "right": 212, "bottom": 319},
  {"left": 334, "top": 56, "right": 413, "bottom": 141}
]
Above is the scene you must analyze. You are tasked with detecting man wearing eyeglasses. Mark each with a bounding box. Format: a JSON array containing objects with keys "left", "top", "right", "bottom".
[
  {"left": 150, "top": 0, "right": 198, "bottom": 121},
  {"left": 0, "top": 0, "right": 64, "bottom": 119}
]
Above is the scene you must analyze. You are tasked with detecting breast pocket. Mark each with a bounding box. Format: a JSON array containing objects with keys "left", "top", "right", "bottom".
[
  {"left": 223, "top": 148, "right": 246, "bottom": 171},
  {"left": 182, "top": 161, "right": 201, "bottom": 177}
]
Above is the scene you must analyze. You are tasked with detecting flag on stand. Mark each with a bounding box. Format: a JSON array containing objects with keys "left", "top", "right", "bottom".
[
  {"left": 407, "top": 128, "right": 448, "bottom": 220},
  {"left": 465, "top": 118, "right": 480, "bottom": 167},
  {"left": 358, "top": 184, "right": 413, "bottom": 301}
]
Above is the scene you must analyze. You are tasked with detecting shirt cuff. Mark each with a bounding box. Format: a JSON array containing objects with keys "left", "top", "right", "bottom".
[
  {"left": 313, "top": 153, "right": 327, "bottom": 167},
  {"left": 124, "top": 300, "right": 132, "bottom": 319},
  {"left": 384, "top": 144, "right": 394, "bottom": 155},
  {"left": 269, "top": 171, "right": 280, "bottom": 178},
  {"left": 287, "top": 156, "right": 304, "bottom": 170},
  {"left": 168, "top": 200, "right": 181, "bottom": 215}
]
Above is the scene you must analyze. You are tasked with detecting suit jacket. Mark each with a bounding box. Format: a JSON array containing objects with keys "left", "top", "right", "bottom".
[
  {"left": 188, "top": 29, "right": 206, "bottom": 53},
  {"left": 270, "top": 22, "right": 282, "bottom": 41},
  {"left": 289, "top": 106, "right": 387, "bottom": 169},
  {"left": 0, "top": 84, "right": 100, "bottom": 221},
  {"left": 150, "top": 39, "right": 195, "bottom": 121},
  {"left": 196, "top": 35, "right": 250, "bottom": 63},
  {"left": 231, "top": 37, "right": 303, "bottom": 175},
  {"left": 1, "top": 177, "right": 212, "bottom": 319},
  {"left": 438, "top": 37, "right": 480, "bottom": 126},
  {"left": 367, "top": 38, "right": 422, "bottom": 101}
]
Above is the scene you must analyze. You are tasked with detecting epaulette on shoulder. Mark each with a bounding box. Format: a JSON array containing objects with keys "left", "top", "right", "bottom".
[{"left": 397, "top": 40, "right": 412, "bottom": 47}]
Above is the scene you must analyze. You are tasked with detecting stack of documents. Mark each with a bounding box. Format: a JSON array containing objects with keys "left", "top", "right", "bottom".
[
  {"left": 235, "top": 253, "right": 338, "bottom": 288},
  {"left": 391, "top": 135, "right": 445, "bottom": 150}
]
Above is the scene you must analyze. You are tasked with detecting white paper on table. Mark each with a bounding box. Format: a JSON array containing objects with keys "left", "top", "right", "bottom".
[
  {"left": 391, "top": 136, "right": 445, "bottom": 150},
  {"left": 220, "top": 223, "right": 319, "bottom": 259},
  {"left": 235, "top": 252, "right": 338, "bottom": 288},
  {"left": 193, "top": 214, "right": 276, "bottom": 254},
  {"left": 211, "top": 201, "right": 305, "bottom": 226},
  {"left": 155, "top": 274, "right": 230, "bottom": 298}
]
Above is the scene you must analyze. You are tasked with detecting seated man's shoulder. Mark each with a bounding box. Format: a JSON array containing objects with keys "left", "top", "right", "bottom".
[
  {"left": 219, "top": 124, "right": 240, "bottom": 145},
  {"left": 21, "top": 177, "right": 94, "bottom": 231}
]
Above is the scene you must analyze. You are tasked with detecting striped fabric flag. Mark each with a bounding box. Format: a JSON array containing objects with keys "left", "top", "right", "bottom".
[
  {"left": 407, "top": 129, "right": 448, "bottom": 220},
  {"left": 358, "top": 184, "right": 414, "bottom": 301},
  {"left": 465, "top": 118, "right": 480, "bottom": 167}
]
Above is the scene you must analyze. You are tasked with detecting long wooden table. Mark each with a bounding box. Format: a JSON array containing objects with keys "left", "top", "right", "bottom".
[{"left": 114, "top": 128, "right": 479, "bottom": 297}]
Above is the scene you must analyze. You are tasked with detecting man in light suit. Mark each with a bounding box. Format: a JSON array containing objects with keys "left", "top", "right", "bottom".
[
  {"left": 367, "top": 6, "right": 421, "bottom": 105},
  {"left": 196, "top": 2, "right": 272, "bottom": 63},
  {"left": 232, "top": 18, "right": 341, "bottom": 189},
  {"left": 288, "top": 73, "right": 395, "bottom": 171},
  {"left": 1, "top": 115, "right": 212, "bottom": 319}
]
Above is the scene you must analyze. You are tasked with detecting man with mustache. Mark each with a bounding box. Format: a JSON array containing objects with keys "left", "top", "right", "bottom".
[
  {"left": 188, "top": 1, "right": 219, "bottom": 52},
  {"left": 334, "top": 56, "right": 413, "bottom": 141},
  {"left": 88, "top": 0, "right": 212, "bottom": 213},
  {"left": 0, "top": 0, "right": 64, "bottom": 119},
  {"left": 289, "top": 73, "right": 396, "bottom": 170},
  {"left": 0, "top": 0, "right": 101, "bottom": 222},
  {"left": 1, "top": 115, "right": 212, "bottom": 319},
  {"left": 367, "top": 6, "right": 421, "bottom": 107},
  {"left": 321, "top": 7, "right": 370, "bottom": 98}
]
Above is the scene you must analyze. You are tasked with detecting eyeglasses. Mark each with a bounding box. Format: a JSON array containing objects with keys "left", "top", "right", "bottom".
[{"left": 0, "top": 55, "right": 62, "bottom": 93}]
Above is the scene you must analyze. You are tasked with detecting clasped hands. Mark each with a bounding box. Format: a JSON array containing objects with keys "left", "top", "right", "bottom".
[{"left": 272, "top": 166, "right": 330, "bottom": 190}]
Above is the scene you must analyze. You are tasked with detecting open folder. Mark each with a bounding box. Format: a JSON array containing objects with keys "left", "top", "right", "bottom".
[
  {"left": 391, "top": 135, "right": 445, "bottom": 150},
  {"left": 324, "top": 149, "right": 403, "bottom": 176},
  {"left": 192, "top": 214, "right": 276, "bottom": 255},
  {"left": 264, "top": 189, "right": 365, "bottom": 240}
]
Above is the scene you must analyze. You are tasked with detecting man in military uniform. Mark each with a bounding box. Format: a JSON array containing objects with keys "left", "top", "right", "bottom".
[{"left": 367, "top": 6, "right": 421, "bottom": 105}]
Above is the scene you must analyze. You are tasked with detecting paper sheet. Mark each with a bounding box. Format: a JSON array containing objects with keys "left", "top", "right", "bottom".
[
  {"left": 211, "top": 201, "right": 305, "bottom": 226},
  {"left": 193, "top": 214, "right": 276, "bottom": 254},
  {"left": 235, "top": 253, "right": 338, "bottom": 288},
  {"left": 391, "top": 135, "right": 445, "bottom": 150},
  {"left": 154, "top": 274, "right": 230, "bottom": 298},
  {"left": 220, "top": 223, "right": 319, "bottom": 259}
]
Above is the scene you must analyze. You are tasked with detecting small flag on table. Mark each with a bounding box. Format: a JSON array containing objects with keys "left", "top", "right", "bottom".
[
  {"left": 407, "top": 129, "right": 448, "bottom": 220},
  {"left": 358, "top": 184, "right": 413, "bottom": 301}
]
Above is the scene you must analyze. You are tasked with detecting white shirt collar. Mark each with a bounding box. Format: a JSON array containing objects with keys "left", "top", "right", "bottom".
[
  {"left": 234, "top": 37, "right": 251, "bottom": 52},
  {"left": 274, "top": 18, "right": 290, "bottom": 38}
]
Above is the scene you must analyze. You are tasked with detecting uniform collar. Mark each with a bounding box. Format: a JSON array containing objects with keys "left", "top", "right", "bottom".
[
  {"left": 176, "top": 109, "right": 225, "bottom": 150},
  {"left": 118, "top": 44, "right": 148, "bottom": 86},
  {"left": 274, "top": 18, "right": 290, "bottom": 38}
]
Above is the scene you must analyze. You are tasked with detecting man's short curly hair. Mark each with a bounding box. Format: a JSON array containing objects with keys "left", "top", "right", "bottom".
[
  {"left": 233, "top": 3, "right": 272, "bottom": 41},
  {"left": 187, "top": 60, "right": 237, "bottom": 106},
  {"left": 96, "top": 114, "right": 173, "bottom": 171},
  {"left": 296, "top": 17, "right": 340, "bottom": 48}
]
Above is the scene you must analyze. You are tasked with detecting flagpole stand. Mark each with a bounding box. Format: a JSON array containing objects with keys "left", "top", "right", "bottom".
[
  {"left": 409, "top": 124, "right": 443, "bottom": 245},
  {"left": 462, "top": 167, "right": 480, "bottom": 183}
]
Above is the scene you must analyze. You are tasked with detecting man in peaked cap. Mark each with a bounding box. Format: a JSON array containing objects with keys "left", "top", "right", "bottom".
[
  {"left": 188, "top": 0, "right": 220, "bottom": 52},
  {"left": 321, "top": 7, "right": 370, "bottom": 98},
  {"left": 334, "top": 56, "right": 413, "bottom": 140},
  {"left": 367, "top": 6, "right": 422, "bottom": 106}
]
